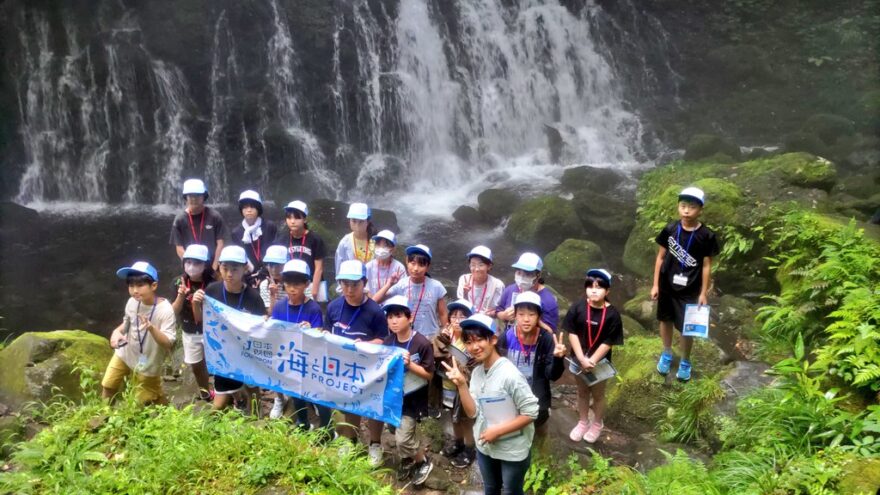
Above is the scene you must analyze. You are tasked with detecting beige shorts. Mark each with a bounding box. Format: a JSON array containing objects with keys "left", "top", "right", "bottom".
[
  {"left": 395, "top": 415, "right": 420, "bottom": 458},
  {"left": 101, "top": 355, "right": 164, "bottom": 404},
  {"left": 182, "top": 332, "right": 204, "bottom": 364}
]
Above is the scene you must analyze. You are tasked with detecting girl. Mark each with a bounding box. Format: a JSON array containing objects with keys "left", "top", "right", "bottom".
[
  {"left": 230, "top": 190, "right": 278, "bottom": 275},
  {"left": 335, "top": 202, "right": 375, "bottom": 272},
  {"left": 496, "top": 291, "right": 566, "bottom": 430},
  {"left": 375, "top": 244, "right": 448, "bottom": 339},
  {"left": 365, "top": 229, "right": 405, "bottom": 302},
  {"left": 496, "top": 252, "right": 559, "bottom": 333},
  {"left": 456, "top": 246, "right": 504, "bottom": 317},
  {"left": 258, "top": 245, "right": 289, "bottom": 311},
  {"left": 434, "top": 299, "right": 476, "bottom": 468},
  {"left": 563, "top": 269, "right": 624, "bottom": 443},
  {"left": 171, "top": 244, "right": 215, "bottom": 401},
  {"left": 444, "top": 314, "right": 539, "bottom": 495},
  {"left": 275, "top": 200, "right": 327, "bottom": 302}
]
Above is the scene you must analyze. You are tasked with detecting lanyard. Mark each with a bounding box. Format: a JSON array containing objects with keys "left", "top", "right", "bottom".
[
  {"left": 469, "top": 275, "right": 489, "bottom": 313},
  {"left": 222, "top": 285, "right": 245, "bottom": 310},
  {"left": 250, "top": 236, "right": 261, "bottom": 262},
  {"left": 374, "top": 261, "right": 395, "bottom": 292},
  {"left": 287, "top": 302, "right": 305, "bottom": 324},
  {"left": 343, "top": 302, "right": 364, "bottom": 327},
  {"left": 513, "top": 326, "right": 537, "bottom": 365},
  {"left": 289, "top": 231, "right": 307, "bottom": 260},
  {"left": 135, "top": 301, "right": 158, "bottom": 354},
  {"left": 675, "top": 222, "right": 697, "bottom": 271},
  {"left": 407, "top": 280, "right": 427, "bottom": 322},
  {"left": 187, "top": 209, "right": 205, "bottom": 243},
  {"left": 353, "top": 236, "right": 371, "bottom": 263},
  {"left": 586, "top": 303, "right": 607, "bottom": 350}
]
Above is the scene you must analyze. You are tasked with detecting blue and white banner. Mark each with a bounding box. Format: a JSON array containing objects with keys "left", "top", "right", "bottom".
[{"left": 202, "top": 296, "right": 405, "bottom": 426}]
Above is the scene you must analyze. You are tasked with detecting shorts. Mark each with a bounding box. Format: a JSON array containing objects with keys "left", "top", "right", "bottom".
[
  {"left": 214, "top": 375, "right": 245, "bottom": 394},
  {"left": 182, "top": 331, "right": 204, "bottom": 364},
  {"left": 535, "top": 408, "right": 550, "bottom": 428},
  {"left": 657, "top": 290, "right": 697, "bottom": 332},
  {"left": 395, "top": 415, "right": 420, "bottom": 458},
  {"left": 442, "top": 387, "right": 466, "bottom": 423},
  {"left": 101, "top": 355, "right": 165, "bottom": 404}
]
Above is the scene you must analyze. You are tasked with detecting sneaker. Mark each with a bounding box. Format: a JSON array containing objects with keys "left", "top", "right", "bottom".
[
  {"left": 450, "top": 447, "right": 475, "bottom": 469},
  {"left": 412, "top": 457, "right": 434, "bottom": 485},
  {"left": 676, "top": 359, "right": 692, "bottom": 382},
  {"left": 657, "top": 351, "right": 674, "bottom": 376},
  {"left": 396, "top": 458, "right": 414, "bottom": 481},
  {"left": 427, "top": 407, "right": 442, "bottom": 419},
  {"left": 441, "top": 441, "right": 464, "bottom": 458},
  {"left": 569, "top": 420, "right": 591, "bottom": 442},
  {"left": 197, "top": 388, "right": 214, "bottom": 402},
  {"left": 584, "top": 421, "right": 604, "bottom": 443},
  {"left": 269, "top": 397, "right": 285, "bottom": 419},
  {"left": 368, "top": 443, "right": 383, "bottom": 467}
]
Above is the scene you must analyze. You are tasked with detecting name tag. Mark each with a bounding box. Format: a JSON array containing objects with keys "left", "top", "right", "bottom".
[
  {"left": 672, "top": 273, "right": 688, "bottom": 286},
  {"left": 136, "top": 354, "right": 148, "bottom": 372}
]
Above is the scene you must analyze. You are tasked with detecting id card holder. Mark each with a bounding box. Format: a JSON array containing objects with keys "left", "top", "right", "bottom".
[
  {"left": 136, "top": 354, "right": 148, "bottom": 372},
  {"left": 672, "top": 273, "right": 688, "bottom": 286}
]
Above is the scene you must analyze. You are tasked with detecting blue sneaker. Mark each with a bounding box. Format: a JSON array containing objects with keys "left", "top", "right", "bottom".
[
  {"left": 657, "top": 351, "right": 673, "bottom": 376},
  {"left": 677, "top": 359, "right": 692, "bottom": 381}
]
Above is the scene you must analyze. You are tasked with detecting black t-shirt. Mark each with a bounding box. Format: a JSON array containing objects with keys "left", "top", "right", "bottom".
[
  {"left": 563, "top": 301, "right": 624, "bottom": 361},
  {"left": 172, "top": 275, "right": 209, "bottom": 334},
  {"left": 325, "top": 297, "right": 388, "bottom": 341},
  {"left": 230, "top": 219, "right": 279, "bottom": 268},
  {"left": 655, "top": 221, "right": 720, "bottom": 296},
  {"left": 383, "top": 332, "right": 435, "bottom": 418},
  {"left": 170, "top": 207, "right": 227, "bottom": 262},
  {"left": 204, "top": 281, "right": 266, "bottom": 316},
  {"left": 275, "top": 227, "right": 326, "bottom": 280}
]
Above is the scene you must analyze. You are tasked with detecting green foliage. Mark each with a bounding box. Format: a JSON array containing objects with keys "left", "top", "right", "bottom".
[
  {"left": 815, "top": 285, "right": 880, "bottom": 391},
  {"left": 657, "top": 375, "right": 725, "bottom": 445}
]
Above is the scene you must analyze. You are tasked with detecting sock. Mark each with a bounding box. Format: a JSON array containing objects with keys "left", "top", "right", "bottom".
[{"left": 663, "top": 347, "right": 672, "bottom": 355}]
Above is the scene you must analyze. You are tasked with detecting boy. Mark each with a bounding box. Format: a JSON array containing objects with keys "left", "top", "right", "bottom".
[
  {"left": 275, "top": 200, "right": 326, "bottom": 301},
  {"left": 376, "top": 244, "right": 448, "bottom": 339},
  {"left": 193, "top": 246, "right": 267, "bottom": 411},
  {"left": 170, "top": 179, "right": 226, "bottom": 272},
  {"left": 382, "top": 295, "right": 435, "bottom": 485},
  {"left": 230, "top": 190, "right": 278, "bottom": 272},
  {"left": 103, "top": 261, "right": 176, "bottom": 405},
  {"left": 651, "top": 187, "right": 720, "bottom": 381}
]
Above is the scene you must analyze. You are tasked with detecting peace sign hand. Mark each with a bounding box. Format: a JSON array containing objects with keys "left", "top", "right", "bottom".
[
  {"left": 552, "top": 332, "right": 567, "bottom": 358},
  {"left": 442, "top": 359, "right": 467, "bottom": 388}
]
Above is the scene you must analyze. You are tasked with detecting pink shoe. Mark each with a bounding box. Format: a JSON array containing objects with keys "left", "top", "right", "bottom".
[
  {"left": 569, "top": 420, "right": 591, "bottom": 442},
  {"left": 584, "top": 421, "right": 604, "bottom": 443}
]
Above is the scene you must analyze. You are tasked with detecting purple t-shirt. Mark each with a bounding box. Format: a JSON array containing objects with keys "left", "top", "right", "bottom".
[{"left": 496, "top": 284, "right": 559, "bottom": 331}]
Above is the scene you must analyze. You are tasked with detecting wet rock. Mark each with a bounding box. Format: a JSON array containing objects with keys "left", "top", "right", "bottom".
[
  {"left": 623, "top": 287, "right": 655, "bottom": 327},
  {"left": 543, "top": 239, "right": 603, "bottom": 281},
  {"left": 683, "top": 134, "right": 742, "bottom": 162},
  {"left": 572, "top": 191, "right": 636, "bottom": 241},
  {"left": 477, "top": 189, "right": 522, "bottom": 224},
  {"left": 452, "top": 205, "right": 482, "bottom": 227},
  {"left": 559, "top": 165, "right": 625, "bottom": 194},
  {"left": 715, "top": 361, "right": 772, "bottom": 417},
  {"left": 621, "top": 314, "right": 648, "bottom": 337},
  {"left": 801, "top": 113, "right": 855, "bottom": 145},
  {"left": 839, "top": 457, "right": 880, "bottom": 495},
  {"left": 505, "top": 195, "right": 583, "bottom": 252},
  {"left": 784, "top": 131, "right": 829, "bottom": 158}
]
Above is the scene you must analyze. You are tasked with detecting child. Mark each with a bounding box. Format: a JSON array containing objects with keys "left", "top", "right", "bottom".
[
  {"left": 230, "top": 190, "right": 278, "bottom": 272},
  {"left": 382, "top": 295, "right": 436, "bottom": 484},
  {"left": 365, "top": 229, "right": 405, "bottom": 301},
  {"left": 170, "top": 179, "right": 226, "bottom": 272},
  {"left": 326, "top": 260, "right": 389, "bottom": 459},
  {"left": 434, "top": 299, "right": 477, "bottom": 468},
  {"left": 496, "top": 291, "right": 566, "bottom": 430},
  {"left": 563, "top": 269, "right": 624, "bottom": 443},
  {"left": 193, "top": 246, "right": 267, "bottom": 411},
  {"left": 258, "top": 245, "right": 289, "bottom": 310},
  {"left": 376, "top": 244, "right": 448, "bottom": 339},
  {"left": 102, "top": 261, "right": 176, "bottom": 405},
  {"left": 651, "top": 187, "right": 719, "bottom": 381},
  {"left": 335, "top": 202, "right": 375, "bottom": 272},
  {"left": 456, "top": 246, "right": 504, "bottom": 317},
  {"left": 496, "top": 252, "right": 559, "bottom": 332},
  {"left": 275, "top": 200, "right": 326, "bottom": 302},
  {"left": 444, "top": 314, "right": 539, "bottom": 495},
  {"left": 171, "top": 244, "right": 214, "bottom": 402},
  {"left": 269, "top": 259, "right": 326, "bottom": 424}
]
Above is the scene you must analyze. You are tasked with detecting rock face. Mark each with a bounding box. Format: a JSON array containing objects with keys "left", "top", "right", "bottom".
[
  {"left": 684, "top": 134, "right": 743, "bottom": 162},
  {"left": 559, "top": 165, "right": 625, "bottom": 193},
  {"left": 0, "top": 330, "right": 113, "bottom": 408},
  {"left": 477, "top": 189, "right": 522, "bottom": 224},
  {"left": 505, "top": 195, "right": 583, "bottom": 253},
  {"left": 543, "top": 239, "right": 603, "bottom": 282},
  {"left": 452, "top": 205, "right": 482, "bottom": 226}
]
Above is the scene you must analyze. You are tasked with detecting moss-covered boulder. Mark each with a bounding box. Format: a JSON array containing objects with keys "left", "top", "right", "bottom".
[
  {"left": 773, "top": 153, "right": 837, "bottom": 190},
  {"left": 572, "top": 191, "right": 637, "bottom": 240},
  {"left": 801, "top": 113, "right": 855, "bottom": 145},
  {"left": 0, "top": 330, "right": 112, "bottom": 408},
  {"left": 544, "top": 239, "right": 603, "bottom": 282},
  {"left": 839, "top": 457, "right": 880, "bottom": 495},
  {"left": 784, "top": 131, "right": 829, "bottom": 157},
  {"left": 684, "top": 134, "right": 742, "bottom": 162},
  {"left": 452, "top": 205, "right": 482, "bottom": 226},
  {"left": 559, "top": 165, "right": 625, "bottom": 193},
  {"left": 478, "top": 188, "right": 522, "bottom": 223},
  {"left": 624, "top": 287, "right": 656, "bottom": 327},
  {"left": 621, "top": 314, "right": 648, "bottom": 337},
  {"left": 622, "top": 220, "right": 658, "bottom": 278},
  {"left": 505, "top": 195, "right": 583, "bottom": 252}
]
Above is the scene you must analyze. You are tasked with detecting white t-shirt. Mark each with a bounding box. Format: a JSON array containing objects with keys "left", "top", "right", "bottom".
[
  {"left": 387, "top": 276, "right": 447, "bottom": 337},
  {"left": 115, "top": 297, "right": 177, "bottom": 376},
  {"left": 456, "top": 274, "right": 504, "bottom": 314},
  {"left": 365, "top": 258, "right": 406, "bottom": 299}
]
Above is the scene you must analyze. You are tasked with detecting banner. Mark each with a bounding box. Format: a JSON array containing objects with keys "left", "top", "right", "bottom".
[{"left": 202, "top": 296, "right": 405, "bottom": 426}]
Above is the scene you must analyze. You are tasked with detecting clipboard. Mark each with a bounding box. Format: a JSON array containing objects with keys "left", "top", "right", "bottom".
[
  {"left": 478, "top": 395, "right": 521, "bottom": 441},
  {"left": 567, "top": 357, "right": 617, "bottom": 386},
  {"left": 682, "top": 304, "right": 710, "bottom": 338},
  {"left": 403, "top": 372, "right": 428, "bottom": 395},
  {"left": 448, "top": 344, "right": 471, "bottom": 366}
]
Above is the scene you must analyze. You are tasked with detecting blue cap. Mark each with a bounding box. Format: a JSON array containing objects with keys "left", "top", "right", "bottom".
[
  {"left": 447, "top": 298, "right": 474, "bottom": 318},
  {"left": 460, "top": 314, "right": 497, "bottom": 336},
  {"left": 282, "top": 259, "right": 311, "bottom": 278},
  {"left": 218, "top": 246, "right": 248, "bottom": 265},
  {"left": 347, "top": 202, "right": 371, "bottom": 220},
  {"left": 405, "top": 244, "right": 432, "bottom": 261},
  {"left": 382, "top": 295, "right": 411, "bottom": 313},
  {"left": 372, "top": 229, "right": 397, "bottom": 246},
  {"left": 586, "top": 268, "right": 613, "bottom": 287},
  {"left": 117, "top": 261, "right": 159, "bottom": 282},
  {"left": 512, "top": 252, "right": 543, "bottom": 272},
  {"left": 263, "top": 245, "right": 289, "bottom": 265},
  {"left": 336, "top": 260, "right": 367, "bottom": 281},
  {"left": 182, "top": 244, "right": 209, "bottom": 262}
]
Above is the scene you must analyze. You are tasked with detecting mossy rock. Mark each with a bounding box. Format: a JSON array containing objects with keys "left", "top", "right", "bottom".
[
  {"left": 802, "top": 113, "right": 855, "bottom": 145},
  {"left": 839, "top": 457, "right": 880, "bottom": 494},
  {"left": 683, "top": 134, "right": 742, "bottom": 162},
  {"left": 544, "top": 239, "right": 603, "bottom": 282},
  {"left": 505, "top": 195, "right": 583, "bottom": 252},
  {"left": 452, "top": 205, "right": 482, "bottom": 226},
  {"left": 784, "top": 131, "right": 829, "bottom": 157},
  {"left": 622, "top": 220, "right": 657, "bottom": 278},
  {"left": 772, "top": 153, "right": 838, "bottom": 190},
  {"left": 478, "top": 188, "right": 522, "bottom": 223},
  {"left": 623, "top": 287, "right": 656, "bottom": 327},
  {"left": 621, "top": 314, "right": 649, "bottom": 337},
  {"left": 571, "top": 191, "right": 636, "bottom": 240},
  {"left": 715, "top": 295, "right": 759, "bottom": 341},
  {"left": 559, "top": 165, "right": 625, "bottom": 193},
  {"left": 0, "top": 330, "right": 113, "bottom": 408}
]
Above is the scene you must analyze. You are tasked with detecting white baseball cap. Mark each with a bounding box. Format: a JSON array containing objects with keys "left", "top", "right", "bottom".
[
  {"left": 347, "top": 202, "right": 371, "bottom": 220},
  {"left": 405, "top": 244, "right": 432, "bottom": 261},
  {"left": 182, "top": 179, "right": 207, "bottom": 196},
  {"left": 586, "top": 268, "right": 613, "bottom": 287},
  {"left": 512, "top": 252, "right": 543, "bottom": 272},
  {"left": 383, "top": 295, "right": 411, "bottom": 313},
  {"left": 466, "top": 245, "right": 493, "bottom": 263},
  {"left": 282, "top": 259, "right": 311, "bottom": 278},
  {"left": 263, "top": 245, "right": 289, "bottom": 265},
  {"left": 372, "top": 229, "right": 397, "bottom": 246},
  {"left": 116, "top": 261, "right": 159, "bottom": 282},
  {"left": 679, "top": 187, "right": 705, "bottom": 206},
  {"left": 336, "top": 259, "right": 366, "bottom": 281},
  {"left": 460, "top": 314, "right": 497, "bottom": 335},
  {"left": 447, "top": 298, "right": 474, "bottom": 317},
  {"left": 218, "top": 246, "right": 248, "bottom": 265},
  {"left": 284, "top": 200, "right": 309, "bottom": 216},
  {"left": 238, "top": 190, "right": 262, "bottom": 205},
  {"left": 513, "top": 291, "right": 543, "bottom": 309},
  {"left": 182, "top": 244, "right": 209, "bottom": 262}
]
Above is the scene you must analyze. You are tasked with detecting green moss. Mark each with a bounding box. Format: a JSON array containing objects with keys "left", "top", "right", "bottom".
[
  {"left": 543, "top": 239, "right": 603, "bottom": 281},
  {"left": 620, "top": 314, "right": 649, "bottom": 337},
  {"left": 684, "top": 134, "right": 743, "bottom": 161},
  {"left": 504, "top": 195, "right": 583, "bottom": 252},
  {"left": 839, "top": 458, "right": 880, "bottom": 494},
  {"left": 802, "top": 113, "right": 855, "bottom": 145},
  {"left": 477, "top": 188, "right": 522, "bottom": 222},
  {"left": 622, "top": 220, "right": 658, "bottom": 278},
  {"left": 623, "top": 287, "right": 656, "bottom": 327}
]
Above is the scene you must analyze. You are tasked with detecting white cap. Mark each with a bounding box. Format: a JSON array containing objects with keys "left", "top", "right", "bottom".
[
  {"left": 218, "top": 246, "right": 248, "bottom": 264},
  {"left": 460, "top": 314, "right": 497, "bottom": 335},
  {"left": 263, "top": 245, "right": 289, "bottom": 265},
  {"left": 347, "top": 202, "right": 371, "bottom": 220},
  {"left": 238, "top": 190, "right": 262, "bottom": 205},
  {"left": 182, "top": 179, "right": 207, "bottom": 196},
  {"left": 447, "top": 298, "right": 474, "bottom": 317},
  {"left": 182, "top": 244, "right": 209, "bottom": 262},
  {"left": 678, "top": 187, "right": 705, "bottom": 206},
  {"left": 282, "top": 259, "right": 311, "bottom": 277},
  {"left": 405, "top": 244, "right": 432, "bottom": 261},
  {"left": 336, "top": 259, "right": 366, "bottom": 281},
  {"left": 466, "top": 245, "right": 493, "bottom": 263},
  {"left": 514, "top": 291, "right": 543, "bottom": 309},
  {"left": 284, "top": 200, "right": 309, "bottom": 216},
  {"left": 383, "top": 295, "right": 411, "bottom": 313},
  {"left": 512, "top": 252, "right": 543, "bottom": 272},
  {"left": 116, "top": 261, "right": 159, "bottom": 282},
  {"left": 372, "top": 229, "right": 397, "bottom": 246},
  {"left": 586, "top": 268, "right": 613, "bottom": 287}
]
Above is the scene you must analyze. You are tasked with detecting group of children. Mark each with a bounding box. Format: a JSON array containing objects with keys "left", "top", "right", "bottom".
[{"left": 101, "top": 178, "right": 718, "bottom": 493}]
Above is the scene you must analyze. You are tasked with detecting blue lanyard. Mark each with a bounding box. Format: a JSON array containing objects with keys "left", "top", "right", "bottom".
[
  {"left": 286, "top": 302, "right": 305, "bottom": 324},
  {"left": 343, "top": 302, "right": 364, "bottom": 328},
  {"left": 135, "top": 302, "right": 158, "bottom": 354},
  {"left": 675, "top": 222, "right": 697, "bottom": 271},
  {"left": 222, "top": 285, "right": 245, "bottom": 310}
]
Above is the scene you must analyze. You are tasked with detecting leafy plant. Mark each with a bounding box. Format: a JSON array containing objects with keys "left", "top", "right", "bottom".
[{"left": 657, "top": 375, "right": 725, "bottom": 445}]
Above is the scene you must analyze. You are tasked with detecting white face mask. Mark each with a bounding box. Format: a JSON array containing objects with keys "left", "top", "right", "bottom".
[
  {"left": 184, "top": 261, "right": 205, "bottom": 278},
  {"left": 374, "top": 247, "right": 392, "bottom": 260},
  {"left": 514, "top": 273, "right": 535, "bottom": 291}
]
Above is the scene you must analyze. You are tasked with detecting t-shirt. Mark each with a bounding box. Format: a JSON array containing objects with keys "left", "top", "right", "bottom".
[
  {"left": 325, "top": 297, "right": 388, "bottom": 341},
  {"left": 456, "top": 274, "right": 504, "bottom": 315},
  {"left": 204, "top": 281, "right": 266, "bottom": 316},
  {"left": 496, "top": 285, "right": 559, "bottom": 332},
  {"left": 655, "top": 221, "right": 720, "bottom": 297},
  {"left": 365, "top": 258, "right": 406, "bottom": 299},
  {"left": 230, "top": 219, "right": 279, "bottom": 269},
  {"left": 384, "top": 331, "right": 435, "bottom": 418},
  {"left": 271, "top": 298, "right": 323, "bottom": 329},
  {"left": 169, "top": 207, "right": 226, "bottom": 262},
  {"left": 502, "top": 329, "right": 539, "bottom": 385},
  {"left": 562, "top": 301, "right": 624, "bottom": 361},
  {"left": 115, "top": 297, "right": 177, "bottom": 376},
  {"left": 259, "top": 277, "right": 285, "bottom": 309},
  {"left": 275, "top": 227, "right": 326, "bottom": 280},
  {"left": 171, "top": 275, "right": 209, "bottom": 334},
  {"left": 386, "top": 276, "right": 448, "bottom": 338},
  {"left": 335, "top": 233, "right": 375, "bottom": 273}
]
